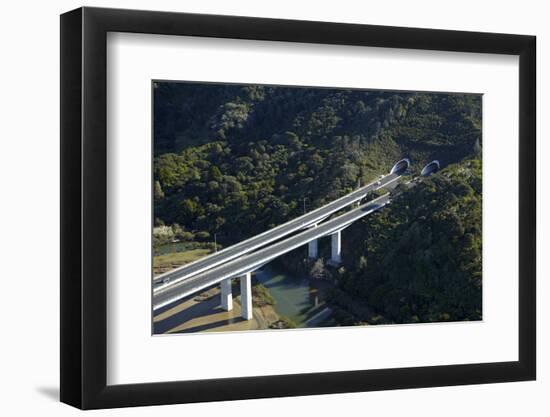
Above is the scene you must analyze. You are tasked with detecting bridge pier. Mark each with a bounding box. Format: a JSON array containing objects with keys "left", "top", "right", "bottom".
[
  {"left": 220, "top": 278, "right": 233, "bottom": 311},
  {"left": 308, "top": 239, "right": 318, "bottom": 258},
  {"left": 331, "top": 230, "right": 342, "bottom": 264},
  {"left": 240, "top": 272, "right": 253, "bottom": 320}
]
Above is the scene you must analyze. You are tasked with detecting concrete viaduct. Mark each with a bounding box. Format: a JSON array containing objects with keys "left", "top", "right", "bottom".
[{"left": 153, "top": 159, "right": 438, "bottom": 321}]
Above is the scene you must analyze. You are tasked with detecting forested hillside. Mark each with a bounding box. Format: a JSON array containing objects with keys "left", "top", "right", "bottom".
[
  {"left": 333, "top": 160, "right": 482, "bottom": 323},
  {"left": 154, "top": 82, "right": 481, "bottom": 246},
  {"left": 153, "top": 82, "right": 482, "bottom": 324}
]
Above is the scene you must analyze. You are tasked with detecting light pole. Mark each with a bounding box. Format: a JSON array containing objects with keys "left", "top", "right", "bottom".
[
  {"left": 357, "top": 178, "right": 362, "bottom": 207},
  {"left": 303, "top": 197, "right": 307, "bottom": 259},
  {"left": 214, "top": 233, "right": 217, "bottom": 253}
]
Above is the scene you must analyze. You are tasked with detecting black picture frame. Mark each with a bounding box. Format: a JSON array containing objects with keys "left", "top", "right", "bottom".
[{"left": 60, "top": 6, "right": 536, "bottom": 410}]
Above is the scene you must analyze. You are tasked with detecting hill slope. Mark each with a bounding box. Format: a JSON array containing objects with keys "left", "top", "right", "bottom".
[{"left": 153, "top": 82, "right": 482, "bottom": 245}]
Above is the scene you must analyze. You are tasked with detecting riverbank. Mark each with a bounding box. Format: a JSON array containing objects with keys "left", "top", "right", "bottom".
[
  {"left": 255, "top": 265, "right": 334, "bottom": 327},
  {"left": 152, "top": 263, "right": 335, "bottom": 334},
  {"left": 153, "top": 274, "right": 282, "bottom": 334},
  {"left": 154, "top": 286, "right": 261, "bottom": 333}
]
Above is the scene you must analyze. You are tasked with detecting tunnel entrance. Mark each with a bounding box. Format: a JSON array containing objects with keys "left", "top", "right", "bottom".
[
  {"left": 390, "top": 158, "right": 410, "bottom": 175},
  {"left": 421, "top": 160, "right": 440, "bottom": 177}
]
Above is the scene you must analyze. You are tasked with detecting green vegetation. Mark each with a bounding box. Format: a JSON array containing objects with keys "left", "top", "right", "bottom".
[
  {"left": 337, "top": 160, "right": 482, "bottom": 323},
  {"left": 252, "top": 282, "right": 276, "bottom": 306},
  {"left": 153, "top": 82, "right": 482, "bottom": 325},
  {"left": 154, "top": 83, "right": 481, "bottom": 245}
]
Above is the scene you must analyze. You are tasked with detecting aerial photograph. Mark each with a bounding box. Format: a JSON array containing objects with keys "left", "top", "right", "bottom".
[{"left": 151, "top": 81, "right": 482, "bottom": 334}]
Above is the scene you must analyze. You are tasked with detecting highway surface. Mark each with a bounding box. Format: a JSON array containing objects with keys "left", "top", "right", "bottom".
[
  {"left": 153, "top": 193, "right": 391, "bottom": 310},
  {"left": 154, "top": 172, "right": 401, "bottom": 289}
]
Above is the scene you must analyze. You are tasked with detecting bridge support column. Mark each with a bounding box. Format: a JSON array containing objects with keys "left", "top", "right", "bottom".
[
  {"left": 240, "top": 272, "right": 253, "bottom": 320},
  {"left": 331, "top": 230, "right": 342, "bottom": 264},
  {"left": 308, "top": 239, "right": 318, "bottom": 258},
  {"left": 220, "top": 278, "right": 233, "bottom": 311}
]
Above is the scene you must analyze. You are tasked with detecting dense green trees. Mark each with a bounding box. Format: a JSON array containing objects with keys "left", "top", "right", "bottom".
[
  {"left": 154, "top": 83, "right": 481, "bottom": 244},
  {"left": 153, "top": 82, "right": 483, "bottom": 324},
  {"left": 337, "top": 160, "right": 482, "bottom": 323}
]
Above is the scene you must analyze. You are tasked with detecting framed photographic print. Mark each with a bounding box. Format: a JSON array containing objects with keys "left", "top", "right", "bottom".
[{"left": 60, "top": 6, "right": 536, "bottom": 409}]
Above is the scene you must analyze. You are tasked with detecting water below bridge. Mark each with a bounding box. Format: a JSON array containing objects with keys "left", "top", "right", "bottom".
[
  {"left": 255, "top": 264, "right": 333, "bottom": 327},
  {"left": 153, "top": 262, "right": 334, "bottom": 334}
]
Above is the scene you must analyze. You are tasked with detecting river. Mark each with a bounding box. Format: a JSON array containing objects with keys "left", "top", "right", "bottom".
[{"left": 254, "top": 264, "right": 331, "bottom": 327}]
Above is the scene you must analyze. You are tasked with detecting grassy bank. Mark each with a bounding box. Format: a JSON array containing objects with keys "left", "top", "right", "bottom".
[{"left": 153, "top": 248, "right": 212, "bottom": 276}]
